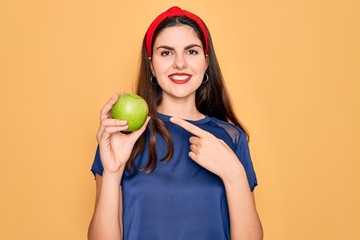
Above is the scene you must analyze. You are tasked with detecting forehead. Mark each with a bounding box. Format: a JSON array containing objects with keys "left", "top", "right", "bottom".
[{"left": 154, "top": 25, "right": 202, "bottom": 46}]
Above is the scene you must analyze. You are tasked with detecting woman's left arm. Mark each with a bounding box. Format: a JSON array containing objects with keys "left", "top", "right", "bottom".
[
  {"left": 170, "top": 117, "right": 263, "bottom": 240},
  {"left": 221, "top": 159, "right": 263, "bottom": 240}
]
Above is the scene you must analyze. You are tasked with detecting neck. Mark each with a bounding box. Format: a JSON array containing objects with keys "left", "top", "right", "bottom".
[{"left": 157, "top": 96, "right": 204, "bottom": 120}]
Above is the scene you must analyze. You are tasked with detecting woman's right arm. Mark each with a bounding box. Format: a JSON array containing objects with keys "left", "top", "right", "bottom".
[
  {"left": 88, "top": 94, "right": 150, "bottom": 240},
  {"left": 88, "top": 173, "right": 123, "bottom": 240}
]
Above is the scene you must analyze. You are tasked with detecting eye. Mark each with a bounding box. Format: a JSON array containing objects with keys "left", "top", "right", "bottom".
[
  {"left": 161, "top": 50, "right": 173, "bottom": 56},
  {"left": 187, "top": 49, "right": 198, "bottom": 55}
]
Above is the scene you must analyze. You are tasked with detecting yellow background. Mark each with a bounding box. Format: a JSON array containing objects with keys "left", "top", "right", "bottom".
[{"left": 1, "top": 0, "right": 359, "bottom": 239}]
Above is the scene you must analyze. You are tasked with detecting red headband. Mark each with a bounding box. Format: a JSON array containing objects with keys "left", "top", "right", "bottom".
[{"left": 145, "top": 6, "right": 209, "bottom": 58}]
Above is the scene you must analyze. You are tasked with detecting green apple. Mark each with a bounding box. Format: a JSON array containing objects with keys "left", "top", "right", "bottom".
[{"left": 111, "top": 93, "right": 149, "bottom": 131}]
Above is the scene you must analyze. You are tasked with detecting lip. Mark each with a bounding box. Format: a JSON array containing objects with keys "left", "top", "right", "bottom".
[{"left": 168, "top": 73, "right": 192, "bottom": 84}]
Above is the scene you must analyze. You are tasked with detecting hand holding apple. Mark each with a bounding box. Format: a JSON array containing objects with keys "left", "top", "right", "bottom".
[{"left": 96, "top": 94, "right": 150, "bottom": 176}]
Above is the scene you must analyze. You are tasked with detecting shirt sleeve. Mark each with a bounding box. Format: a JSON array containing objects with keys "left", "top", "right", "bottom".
[
  {"left": 90, "top": 145, "right": 104, "bottom": 177},
  {"left": 234, "top": 131, "right": 258, "bottom": 192}
]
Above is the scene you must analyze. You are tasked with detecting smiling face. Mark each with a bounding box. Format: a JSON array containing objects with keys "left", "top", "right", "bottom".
[{"left": 150, "top": 25, "right": 209, "bottom": 104}]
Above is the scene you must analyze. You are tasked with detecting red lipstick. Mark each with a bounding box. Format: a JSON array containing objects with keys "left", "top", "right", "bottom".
[{"left": 168, "top": 73, "right": 191, "bottom": 84}]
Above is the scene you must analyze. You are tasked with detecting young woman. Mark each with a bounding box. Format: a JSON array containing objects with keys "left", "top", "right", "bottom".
[{"left": 88, "top": 6, "right": 263, "bottom": 240}]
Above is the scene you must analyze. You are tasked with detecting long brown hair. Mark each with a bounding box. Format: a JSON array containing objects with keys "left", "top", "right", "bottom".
[{"left": 125, "top": 16, "right": 249, "bottom": 174}]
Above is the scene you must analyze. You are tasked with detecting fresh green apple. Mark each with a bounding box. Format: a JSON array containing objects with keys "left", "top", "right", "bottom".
[{"left": 111, "top": 93, "right": 149, "bottom": 131}]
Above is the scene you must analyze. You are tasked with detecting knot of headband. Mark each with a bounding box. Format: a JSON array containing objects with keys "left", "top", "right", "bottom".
[{"left": 145, "top": 6, "right": 209, "bottom": 58}]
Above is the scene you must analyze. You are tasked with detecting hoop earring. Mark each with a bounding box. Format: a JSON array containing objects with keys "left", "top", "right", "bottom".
[
  {"left": 150, "top": 76, "right": 158, "bottom": 85},
  {"left": 202, "top": 73, "right": 209, "bottom": 84}
]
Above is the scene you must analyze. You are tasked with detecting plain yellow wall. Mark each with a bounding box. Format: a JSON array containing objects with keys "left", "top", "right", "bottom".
[{"left": 1, "top": 0, "right": 359, "bottom": 239}]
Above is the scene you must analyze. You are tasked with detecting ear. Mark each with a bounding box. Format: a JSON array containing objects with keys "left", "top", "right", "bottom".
[
  {"left": 205, "top": 54, "right": 209, "bottom": 71},
  {"left": 149, "top": 58, "right": 156, "bottom": 76}
]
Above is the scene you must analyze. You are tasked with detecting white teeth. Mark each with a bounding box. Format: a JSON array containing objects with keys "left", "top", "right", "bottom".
[{"left": 171, "top": 75, "right": 189, "bottom": 80}]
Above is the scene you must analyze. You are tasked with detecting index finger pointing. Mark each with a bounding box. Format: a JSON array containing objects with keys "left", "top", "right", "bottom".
[{"left": 170, "top": 117, "right": 207, "bottom": 137}]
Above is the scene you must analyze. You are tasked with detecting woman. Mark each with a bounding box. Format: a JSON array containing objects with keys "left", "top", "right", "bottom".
[{"left": 88, "top": 6, "right": 263, "bottom": 240}]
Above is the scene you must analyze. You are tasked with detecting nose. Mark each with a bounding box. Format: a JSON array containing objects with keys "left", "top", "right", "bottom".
[{"left": 172, "top": 54, "right": 187, "bottom": 70}]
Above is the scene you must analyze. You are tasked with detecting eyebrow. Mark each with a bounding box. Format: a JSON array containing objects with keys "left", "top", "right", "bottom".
[{"left": 156, "top": 44, "right": 203, "bottom": 51}]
